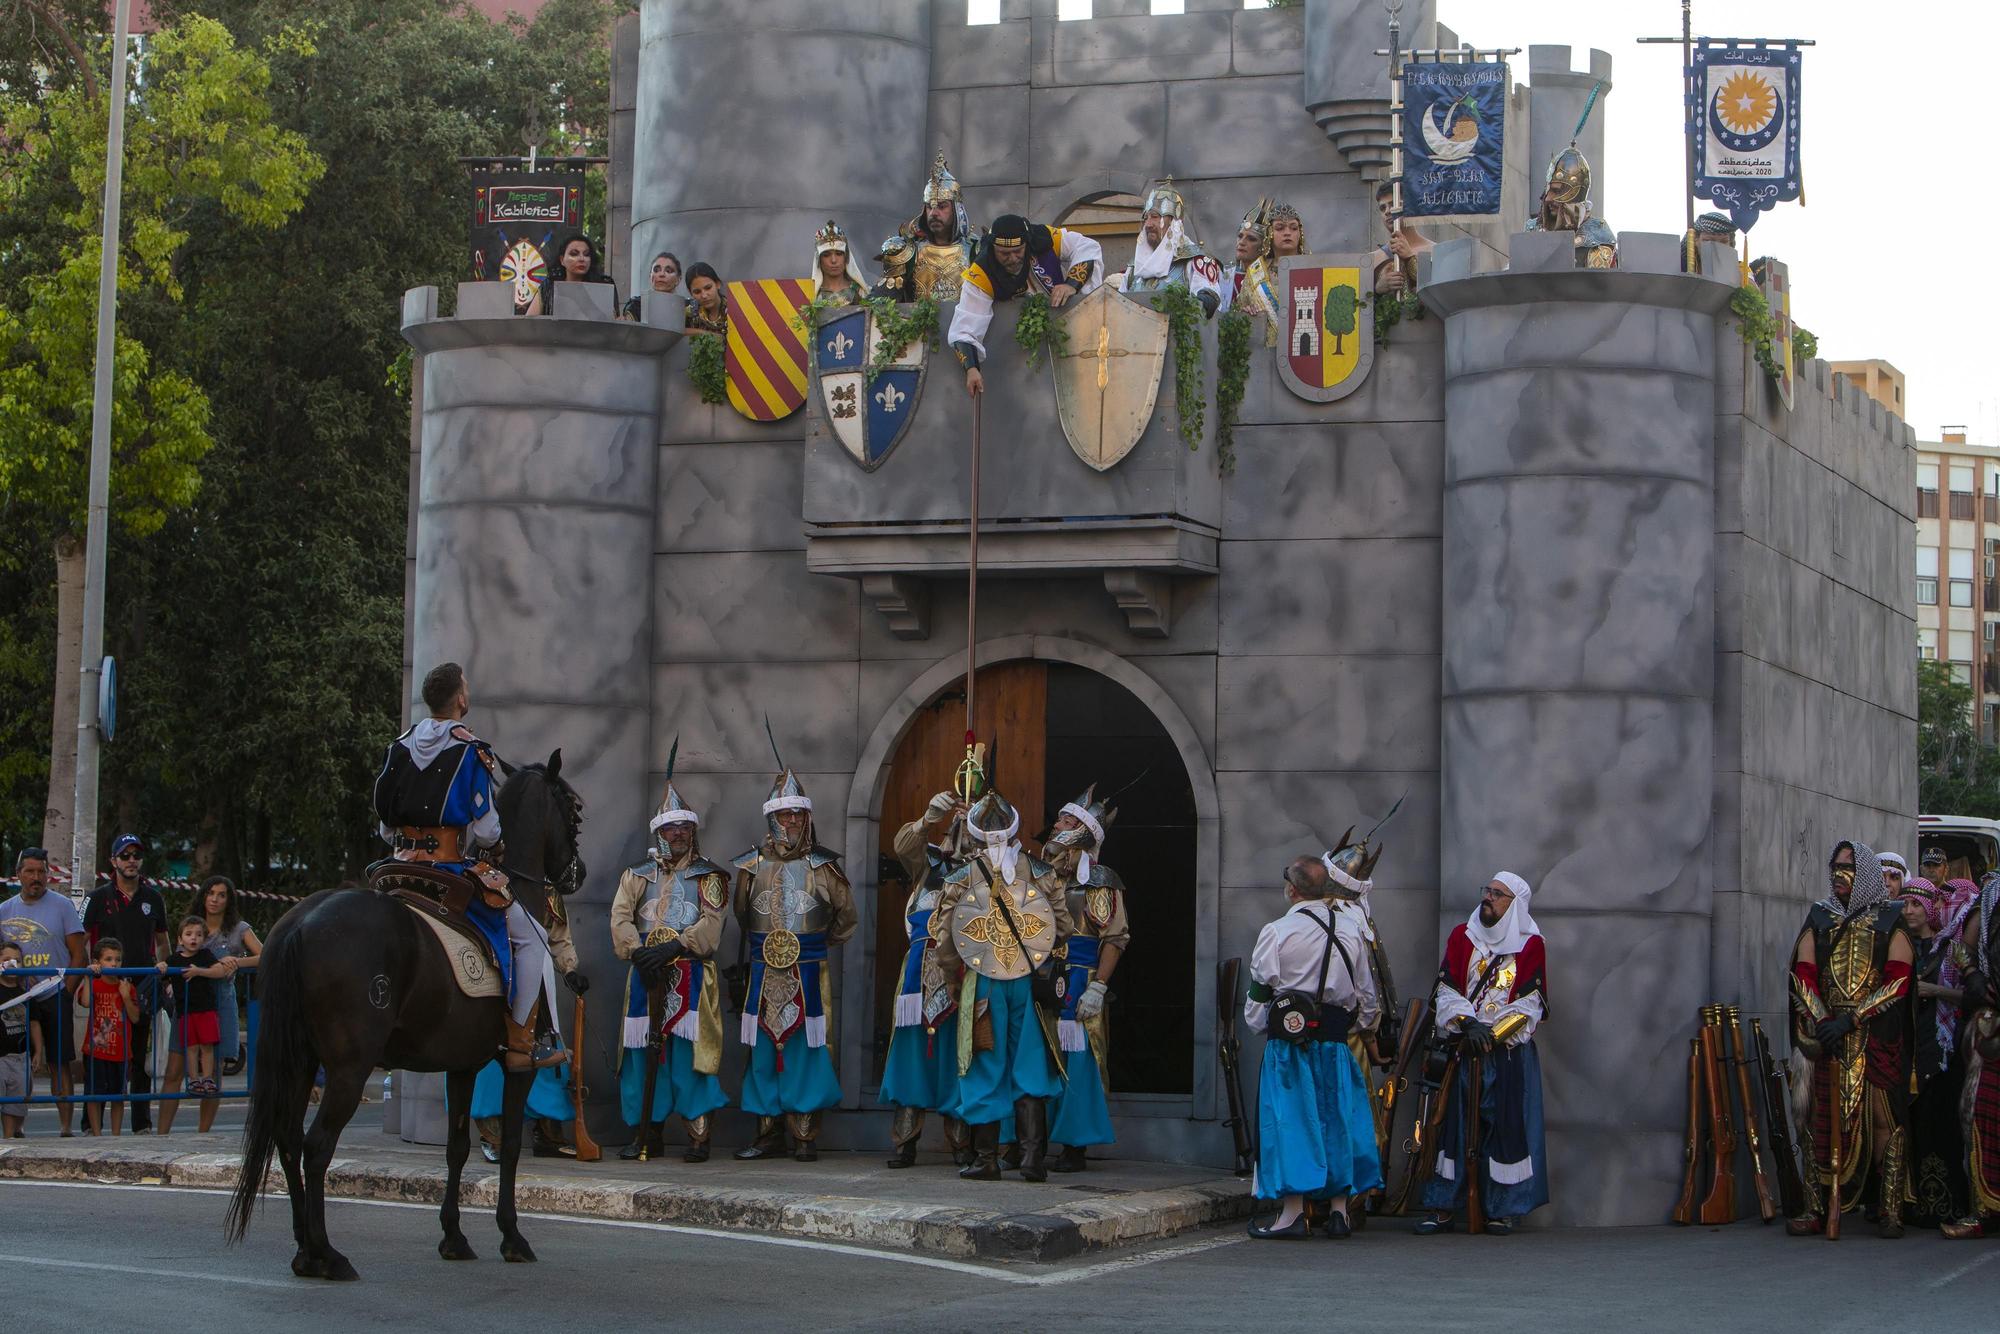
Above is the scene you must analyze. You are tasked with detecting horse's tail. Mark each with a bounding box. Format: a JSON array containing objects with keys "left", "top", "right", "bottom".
[{"left": 226, "top": 916, "right": 316, "bottom": 1243}]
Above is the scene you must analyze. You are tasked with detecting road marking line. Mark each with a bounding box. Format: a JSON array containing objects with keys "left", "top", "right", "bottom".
[
  {"left": 1927, "top": 1248, "right": 2000, "bottom": 1289},
  {"left": 0, "top": 1251, "right": 309, "bottom": 1292},
  {"left": 0, "top": 1178, "right": 1239, "bottom": 1286}
]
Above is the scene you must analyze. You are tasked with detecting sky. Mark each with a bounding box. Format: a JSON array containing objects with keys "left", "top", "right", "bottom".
[{"left": 1439, "top": 0, "right": 1997, "bottom": 446}]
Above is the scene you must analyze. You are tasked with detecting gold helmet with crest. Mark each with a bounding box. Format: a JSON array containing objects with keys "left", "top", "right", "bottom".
[{"left": 922, "top": 151, "right": 961, "bottom": 206}]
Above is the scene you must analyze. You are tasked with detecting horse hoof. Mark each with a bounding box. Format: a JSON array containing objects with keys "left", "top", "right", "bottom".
[
  {"left": 324, "top": 1252, "right": 360, "bottom": 1283},
  {"left": 293, "top": 1249, "right": 359, "bottom": 1282},
  {"left": 291, "top": 1250, "right": 320, "bottom": 1279},
  {"left": 438, "top": 1234, "right": 478, "bottom": 1262},
  {"left": 500, "top": 1234, "right": 538, "bottom": 1264}
]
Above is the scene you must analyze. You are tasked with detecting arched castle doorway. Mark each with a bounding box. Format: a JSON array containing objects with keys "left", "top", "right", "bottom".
[{"left": 839, "top": 636, "right": 1222, "bottom": 1131}]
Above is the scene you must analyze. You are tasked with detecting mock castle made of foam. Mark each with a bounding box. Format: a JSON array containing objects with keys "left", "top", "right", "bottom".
[{"left": 399, "top": 0, "right": 1914, "bottom": 1224}]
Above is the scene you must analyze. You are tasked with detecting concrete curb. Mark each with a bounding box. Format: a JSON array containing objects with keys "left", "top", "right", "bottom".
[{"left": 0, "top": 1142, "right": 1252, "bottom": 1262}]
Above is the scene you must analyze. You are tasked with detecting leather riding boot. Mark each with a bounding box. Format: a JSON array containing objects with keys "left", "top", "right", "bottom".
[
  {"left": 619, "top": 1124, "right": 665, "bottom": 1161},
  {"left": 1877, "top": 1129, "right": 1907, "bottom": 1239},
  {"left": 1015, "top": 1096, "right": 1049, "bottom": 1183},
  {"left": 1051, "top": 1144, "right": 1088, "bottom": 1174},
  {"left": 960, "top": 1122, "right": 1002, "bottom": 1181},
  {"left": 501, "top": 1013, "right": 563, "bottom": 1073},
  {"left": 789, "top": 1111, "right": 820, "bottom": 1163},
  {"left": 887, "top": 1107, "right": 924, "bottom": 1168},
  {"left": 735, "top": 1116, "right": 787, "bottom": 1160},
  {"left": 1785, "top": 1173, "right": 1826, "bottom": 1236},
  {"left": 944, "top": 1116, "right": 974, "bottom": 1167}
]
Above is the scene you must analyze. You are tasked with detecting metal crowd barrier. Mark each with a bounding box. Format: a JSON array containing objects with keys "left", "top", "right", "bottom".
[{"left": 0, "top": 964, "right": 260, "bottom": 1108}]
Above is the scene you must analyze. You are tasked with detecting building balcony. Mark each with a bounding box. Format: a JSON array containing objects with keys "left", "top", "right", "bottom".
[{"left": 801, "top": 296, "right": 1221, "bottom": 639}]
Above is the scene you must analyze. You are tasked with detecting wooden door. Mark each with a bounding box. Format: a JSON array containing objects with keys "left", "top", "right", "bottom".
[{"left": 870, "top": 660, "right": 1047, "bottom": 1077}]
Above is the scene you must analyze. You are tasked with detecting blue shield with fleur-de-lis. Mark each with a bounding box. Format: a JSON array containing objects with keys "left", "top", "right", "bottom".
[{"left": 813, "top": 303, "right": 926, "bottom": 471}]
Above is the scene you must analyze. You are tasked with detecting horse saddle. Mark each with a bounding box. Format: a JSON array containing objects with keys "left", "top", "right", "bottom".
[{"left": 366, "top": 860, "right": 505, "bottom": 999}]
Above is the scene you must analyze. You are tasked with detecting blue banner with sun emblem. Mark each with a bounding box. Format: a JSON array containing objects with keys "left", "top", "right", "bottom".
[
  {"left": 1398, "top": 60, "right": 1508, "bottom": 221},
  {"left": 1691, "top": 41, "right": 1803, "bottom": 231}
]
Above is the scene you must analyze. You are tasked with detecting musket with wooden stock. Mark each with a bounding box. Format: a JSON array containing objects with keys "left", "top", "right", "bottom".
[
  {"left": 1725, "top": 1005, "right": 1773, "bottom": 1222},
  {"left": 1380, "top": 995, "right": 1430, "bottom": 1212},
  {"left": 1697, "top": 1004, "right": 1739, "bottom": 1224},
  {"left": 568, "top": 990, "right": 601, "bottom": 1161},
  {"left": 1404, "top": 1045, "right": 1460, "bottom": 1215},
  {"left": 1216, "top": 958, "right": 1253, "bottom": 1177},
  {"left": 1463, "top": 1046, "right": 1485, "bottom": 1234},
  {"left": 1671, "top": 1035, "right": 1701, "bottom": 1225},
  {"left": 1753, "top": 1017, "right": 1805, "bottom": 1218}
]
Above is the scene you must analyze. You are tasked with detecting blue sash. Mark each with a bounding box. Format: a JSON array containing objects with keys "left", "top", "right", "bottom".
[
  {"left": 1059, "top": 935, "right": 1100, "bottom": 1022},
  {"left": 898, "top": 909, "right": 935, "bottom": 998}
]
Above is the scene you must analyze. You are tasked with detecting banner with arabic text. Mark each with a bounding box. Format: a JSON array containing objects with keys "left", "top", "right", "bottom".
[{"left": 1691, "top": 41, "right": 1802, "bottom": 231}]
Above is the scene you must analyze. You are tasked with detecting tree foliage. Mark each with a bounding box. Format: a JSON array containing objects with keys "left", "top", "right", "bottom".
[
  {"left": 1917, "top": 659, "right": 2000, "bottom": 817},
  {"left": 2, "top": 1, "right": 629, "bottom": 880}
]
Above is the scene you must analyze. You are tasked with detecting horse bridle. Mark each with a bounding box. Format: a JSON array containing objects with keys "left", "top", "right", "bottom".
[{"left": 502, "top": 784, "right": 585, "bottom": 895}]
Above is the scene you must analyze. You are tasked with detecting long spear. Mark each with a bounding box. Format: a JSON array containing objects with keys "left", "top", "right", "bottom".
[{"left": 955, "top": 397, "right": 984, "bottom": 803}]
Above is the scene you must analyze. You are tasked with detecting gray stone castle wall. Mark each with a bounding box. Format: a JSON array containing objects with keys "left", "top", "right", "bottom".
[{"left": 394, "top": 0, "right": 1916, "bottom": 1225}]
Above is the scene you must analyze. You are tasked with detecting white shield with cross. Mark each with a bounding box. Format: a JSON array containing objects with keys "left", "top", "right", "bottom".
[
  {"left": 1051, "top": 285, "right": 1169, "bottom": 473},
  {"left": 813, "top": 302, "right": 927, "bottom": 471}
]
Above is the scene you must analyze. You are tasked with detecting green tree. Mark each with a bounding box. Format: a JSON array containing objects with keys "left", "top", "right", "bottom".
[
  {"left": 1323, "top": 282, "right": 1357, "bottom": 357},
  {"left": 0, "top": 16, "right": 322, "bottom": 863},
  {"left": 1917, "top": 659, "right": 2000, "bottom": 817}
]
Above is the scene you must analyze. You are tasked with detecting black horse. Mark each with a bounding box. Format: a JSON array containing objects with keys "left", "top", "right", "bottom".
[{"left": 227, "top": 754, "right": 584, "bottom": 1281}]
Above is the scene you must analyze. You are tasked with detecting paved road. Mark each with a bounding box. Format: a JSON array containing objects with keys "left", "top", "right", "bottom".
[{"left": 4, "top": 1178, "right": 1995, "bottom": 1332}]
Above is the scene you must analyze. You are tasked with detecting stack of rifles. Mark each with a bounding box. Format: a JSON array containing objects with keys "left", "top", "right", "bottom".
[{"left": 1672, "top": 1003, "right": 1804, "bottom": 1227}]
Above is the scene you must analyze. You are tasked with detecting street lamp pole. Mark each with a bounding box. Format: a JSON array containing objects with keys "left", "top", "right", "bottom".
[{"left": 72, "top": 0, "right": 134, "bottom": 887}]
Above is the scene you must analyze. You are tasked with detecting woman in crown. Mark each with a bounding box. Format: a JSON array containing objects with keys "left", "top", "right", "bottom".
[{"left": 812, "top": 219, "right": 866, "bottom": 304}]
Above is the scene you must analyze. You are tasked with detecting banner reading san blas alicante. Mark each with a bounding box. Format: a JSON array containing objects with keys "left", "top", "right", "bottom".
[
  {"left": 1399, "top": 60, "right": 1507, "bottom": 222},
  {"left": 1692, "top": 41, "right": 1803, "bottom": 231}
]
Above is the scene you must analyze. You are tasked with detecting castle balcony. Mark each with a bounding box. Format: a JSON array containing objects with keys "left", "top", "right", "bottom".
[{"left": 800, "top": 296, "right": 1222, "bottom": 640}]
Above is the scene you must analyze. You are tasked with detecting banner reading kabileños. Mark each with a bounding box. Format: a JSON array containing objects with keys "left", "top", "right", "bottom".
[{"left": 1399, "top": 61, "right": 1508, "bottom": 222}]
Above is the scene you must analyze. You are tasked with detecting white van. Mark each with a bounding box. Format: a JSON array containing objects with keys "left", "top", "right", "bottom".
[{"left": 1916, "top": 813, "right": 2000, "bottom": 884}]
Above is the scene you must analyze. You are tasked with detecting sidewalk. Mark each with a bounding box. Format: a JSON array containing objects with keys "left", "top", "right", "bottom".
[{"left": 0, "top": 1131, "right": 1252, "bottom": 1261}]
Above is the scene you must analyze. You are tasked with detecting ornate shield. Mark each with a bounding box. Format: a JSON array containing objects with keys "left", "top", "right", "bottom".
[
  {"left": 814, "top": 304, "right": 927, "bottom": 471},
  {"left": 1275, "top": 255, "right": 1375, "bottom": 403},
  {"left": 1754, "top": 256, "right": 1795, "bottom": 411},
  {"left": 949, "top": 873, "right": 1055, "bottom": 981},
  {"left": 1052, "top": 285, "right": 1169, "bottom": 472},
  {"left": 725, "top": 278, "right": 814, "bottom": 422}
]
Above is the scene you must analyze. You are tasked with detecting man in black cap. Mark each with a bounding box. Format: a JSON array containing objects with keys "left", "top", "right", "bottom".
[
  {"left": 81, "top": 835, "right": 169, "bottom": 1131},
  {"left": 945, "top": 214, "right": 1102, "bottom": 398}
]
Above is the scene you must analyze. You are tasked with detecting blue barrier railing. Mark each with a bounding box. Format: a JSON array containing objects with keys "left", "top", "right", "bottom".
[{"left": 0, "top": 965, "right": 259, "bottom": 1107}]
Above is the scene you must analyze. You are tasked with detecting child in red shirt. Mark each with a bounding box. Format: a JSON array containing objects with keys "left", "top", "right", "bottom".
[
  {"left": 160, "top": 916, "right": 232, "bottom": 1101},
  {"left": 85, "top": 937, "right": 139, "bottom": 1135}
]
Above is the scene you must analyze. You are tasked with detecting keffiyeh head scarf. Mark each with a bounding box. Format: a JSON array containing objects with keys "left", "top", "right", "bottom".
[
  {"left": 1466, "top": 871, "right": 1541, "bottom": 955},
  {"left": 1815, "top": 840, "right": 1888, "bottom": 921}
]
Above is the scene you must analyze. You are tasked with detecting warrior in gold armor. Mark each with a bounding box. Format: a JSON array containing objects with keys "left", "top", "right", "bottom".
[
  {"left": 609, "top": 772, "right": 729, "bottom": 1162},
  {"left": 731, "top": 767, "right": 857, "bottom": 1162},
  {"left": 1040, "top": 785, "right": 1130, "bottom": 1173},
  {"left": 1527, "top": 141, "right": 1617, "bottom": 270},
  {"left": 902, "top": 152, "right": 979, "bottom": 302},
  {"left": 932, "top": 789, "right": 1073, "bottom": 1182},
  {"left": 1786, "top": 841, "right": 1916, "bottom": 1238}
]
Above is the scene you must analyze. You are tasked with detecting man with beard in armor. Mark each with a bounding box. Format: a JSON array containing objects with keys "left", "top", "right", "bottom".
[
  {"left": 732, "top": 767, "right": 857, "bottom": 1162},
  {"left": 903, "top": 151, "right": 979, "bottom": 302}
]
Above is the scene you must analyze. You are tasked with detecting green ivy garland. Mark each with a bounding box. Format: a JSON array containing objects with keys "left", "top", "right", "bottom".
[
  {"left": 1213, "top": 309, "right": 1252, "bottom": 476},
  {"left": 1013, "top": 293, "right": 1070, "bottom": 368},
  {"left": 865, "top": 296, "right": 940, "bottom": 383},
  {"left": 1151, "top": 284, "right": 1206, "bottom": 451},
  {"left": 1373, "top": 290, "right": 1424, "bottom": 345},
  {"left": 688, "top": 334, "right": 727, "bottom": 405},
  {"left": 1730, "top": 283, "right": 1819, "bottom": 383},
  {"left": 795, "top": 292, "right": 845, "bottom": 336}
]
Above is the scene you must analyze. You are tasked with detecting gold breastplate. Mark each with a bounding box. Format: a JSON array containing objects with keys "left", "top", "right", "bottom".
[
  {"left": 913, "top": 242, "right": 967, "bottom": 301},
  {"left": 1825, "top": 918, "right": 1881, "bottom": 1008}
]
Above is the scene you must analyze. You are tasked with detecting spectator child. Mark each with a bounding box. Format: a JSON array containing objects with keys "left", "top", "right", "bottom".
[
  {"left": 0, "top": 941, "right": 42, "bottom": 1137},
  {"left": 159, "top": 917, "right": 231, "bottom": 1108},
  {"left": 84, "top": 938, "right": 139, "bottom": 1135}
]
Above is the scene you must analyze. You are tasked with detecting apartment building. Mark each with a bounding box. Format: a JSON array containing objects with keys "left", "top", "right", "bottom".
[{"left": 1914, "top": 427, "right": 2000, "bottom": 734}]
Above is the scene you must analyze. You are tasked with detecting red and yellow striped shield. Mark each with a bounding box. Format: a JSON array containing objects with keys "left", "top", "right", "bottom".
[{"left": 724, "top": 278, "right": 814, "bottom": 421}]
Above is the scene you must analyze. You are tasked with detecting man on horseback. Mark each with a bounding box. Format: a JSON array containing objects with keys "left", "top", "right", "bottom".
[{"left": 372, "top": 662, "right": 563, "bottom": 1071}]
